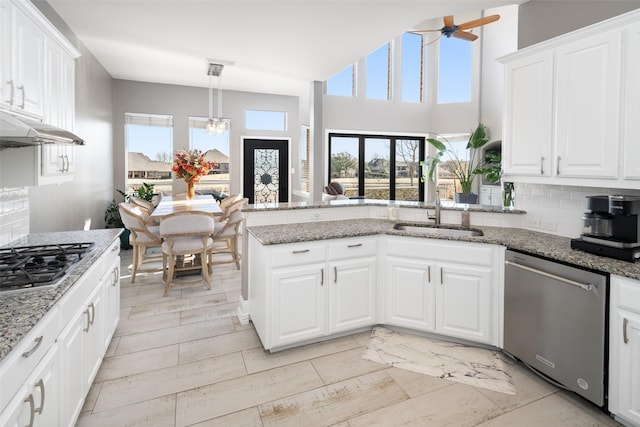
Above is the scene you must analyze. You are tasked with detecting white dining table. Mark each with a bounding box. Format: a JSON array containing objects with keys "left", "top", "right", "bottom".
[{"left": 150, "top": 194, "right": 223, "bottom": 220}]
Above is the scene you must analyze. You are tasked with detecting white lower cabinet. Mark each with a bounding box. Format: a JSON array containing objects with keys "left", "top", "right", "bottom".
[
  {"left": 384, "top": 236, "right": 502, "bottom": 346},
  {"left": 609, "top": 275, "right": 640, "bottom": 427},
  {"left": 0, "top": 344, "right": 59, "bottom": 427},
  {"left": 0, "top": 237, "right": 121, "bottom": 427},
  {"left": 249, "top": 235, "right": 377, "bottom": 350}
]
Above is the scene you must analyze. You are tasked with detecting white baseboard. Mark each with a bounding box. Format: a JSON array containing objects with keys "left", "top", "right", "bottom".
[{"left": 236, "top": 296, "right": 250, "bottom": 325}]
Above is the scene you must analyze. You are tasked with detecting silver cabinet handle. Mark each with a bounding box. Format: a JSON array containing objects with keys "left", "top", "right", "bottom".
[
  {"left": 112, "top": 266, "right": 119, "bottom": 286},
  {"left": 556, "top": 156, "right": 561, "bottom": 175},
  {"left": 63, "top": 155, "right": 69, "bottom": 172},
  {"left": 58, "top": 155, "right": 65, "bottom": 173},
  {"left": 6, "top": 79, "right": 14, "bottom": 105},
  {"left": 292, "top": 249, "right": 309, "bottom": 254},
  {"left": 89, "top": 302, "right": 95, "bottom": 326},
  {"left": 347, "top": 243, "right": 362, "bottom": 248},
  {"left": 623, "top": 318, "right": 629, "bottom": 344},
  {"left": 540, "top": 156, "right": 545, "bottom": 175},
  {"left": 111, "top": 244, "right": 119, "bottom": 253},
  {"left": 83, "top": 307, "right": 91, "bottom": 332},
  {"left": 427, "top": 266, "right": 431, "bottom": 283},
  {"left": 34, "top": 378, "right": 45, "bottom": 415},
  {"left": 334, "top": 266, "right": 337, "bottom": 283},
  {"left": 22, "top": 336, "right": 43, "bottom": 358},
  {"left": 440, "top": 267, "right": 443, "bottom": 285},
  {"left": 24, "top": 394, "right": 35, "bottom": 427},
  {"left": 17, "top": 85, "right": 25, "bottom": 109},
  {"left": 320, "top": 268, "right": 324, "bottom": 286}
]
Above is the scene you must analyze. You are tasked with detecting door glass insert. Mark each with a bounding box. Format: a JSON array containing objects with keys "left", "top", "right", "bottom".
[
  {"left": 253, "top": 148, "right": 280, "bottom": 204},
  {"left": 395, "top": 139, "right": 421, "bottom": 201},
  {"left": 364, "top": 138, "right": 390, "bottom": 199}
]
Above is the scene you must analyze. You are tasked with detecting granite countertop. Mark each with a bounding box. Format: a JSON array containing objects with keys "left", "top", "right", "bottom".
[
  {"left": 247, "top": 218, "right": 640, "bottom": 281},
  {"left": 0, "top": 229, "right": 122, "bottom": 362},
  {"left": 242, "top": 198, "right": 526, "bottom": 214}
]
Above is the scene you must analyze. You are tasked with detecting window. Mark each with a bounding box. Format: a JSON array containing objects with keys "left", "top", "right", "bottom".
[
  {"left": 401, "top": 33, "right": 424, "bottom": 103},
  {"left": 328, "top": 133, "right": 425, "bottom": 201},
  {"left": 433, "top": 133, "right": 470, "bottom": 200},
  {"left": 125, "top": 113, "right": 173, "bottom": 196},
  {"left": 299, "top": 125, "right": 310, "bottom": 192},
  {"left": 189, "top": 117, "right": 230, "bottom": 195},
  {"left": 438, "top": 37, "right": 472, "bottom": 104},
  {"left": 245, "top": 110, "right": 287, "bottom": 131},
  {"left": 326, "top": 65, "right": 354, "bottom": 97},
  {"left": 366, "top": 43, "right": 390, "bottom": 100}
]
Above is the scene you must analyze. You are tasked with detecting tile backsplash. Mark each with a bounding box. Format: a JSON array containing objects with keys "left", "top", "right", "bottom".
[
  {"left": 515, "top": 183, "right": 640, "bottom": 238},
  {"left": 0, "top": 187, "right": 30, "bottom": 246}
]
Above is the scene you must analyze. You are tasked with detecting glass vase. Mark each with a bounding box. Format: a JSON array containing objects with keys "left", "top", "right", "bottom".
[
  {"left": 186, "top": 181, "right": 195, "bottom": 200},
  {"left": 502, "top": 181, "right": 515, "bottom": 210}
]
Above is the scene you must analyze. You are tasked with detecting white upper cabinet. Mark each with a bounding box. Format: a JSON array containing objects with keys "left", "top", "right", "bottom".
[
  {"left": 501, "top": 9, "right": 640, "bottom": 189},
  {"left": 554, "top": 30, "right": 621, "bottom": 179},
  {"left": 502, "top": 51, "right": 553, "bottom": 176},
  {"left": 622, "top": 22, "right": 640, "bottom": 180}
]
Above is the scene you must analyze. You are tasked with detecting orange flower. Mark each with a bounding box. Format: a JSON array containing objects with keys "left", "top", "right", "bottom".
[{"left": 172, "top": 149, "right": 211, "bottom": 183}]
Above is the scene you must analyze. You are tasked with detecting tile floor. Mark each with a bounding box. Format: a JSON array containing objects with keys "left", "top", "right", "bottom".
[{"left": 76, "top": 249, "right": 621, "bottom": 426}]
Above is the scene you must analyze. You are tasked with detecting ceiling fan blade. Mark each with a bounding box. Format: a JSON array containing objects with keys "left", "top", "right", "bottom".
[
  {"left": 458, "top": 14, "right": 500, "bottom": 31},
  {"left": 443, "top": 15, "right": 455, "bottom": 28},
  {"left": 409, "top": 29, "right": 443, "bottom": 34},
  {"left": 453, "top": 31, "right": 478, "bottom": 42}
]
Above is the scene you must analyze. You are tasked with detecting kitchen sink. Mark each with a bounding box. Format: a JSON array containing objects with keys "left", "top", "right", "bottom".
[{"left": 393, "top": 223, "right": 483, "bottom": 237}]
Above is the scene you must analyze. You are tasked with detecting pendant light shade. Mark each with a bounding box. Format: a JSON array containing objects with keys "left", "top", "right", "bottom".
[{"left": 206, "top": 61, "right": 231, "bottom": 135}]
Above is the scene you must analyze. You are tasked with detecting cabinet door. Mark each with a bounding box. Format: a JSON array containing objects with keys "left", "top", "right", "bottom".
[
  {"left": 271, "top": 264, "right": 326, "bottom": 348},
  {"left": 103, "top": 257, "right": 121, "bottom": 348},
  {"left": 57, "top": 308, "right": 86, "bottom": 427},
  {"left": 503, "top": 51, "right": 553, "bottom": 177},
  {"left": 436, "top": 263, "right": 493, "bottom": 343},
  {"left": 85, "top": 283, "right": 105, "bottom": 389},
  {"left": 555, "top": 31, "right": 621, "bottom": 179},
  {"left": 0, "top": 0, "right": 12, "bottom": 109},
  {"left": 622, "top": 22, "right": 640, "bottom": 180},
  {"left": 329, "top": 257, "right": 377, "bottom": 333},
  {"left": 11, "top": 3, "right": 44, "bottom": 117},
  {"left": 611, "top": 308, "right": 640, "bottom": 425},
  {"left": 384, "top": 256, "right": 435, "bottom": 332}
]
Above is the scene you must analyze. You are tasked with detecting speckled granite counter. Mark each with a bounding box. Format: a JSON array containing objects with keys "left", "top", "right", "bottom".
[
  {"left": 247, "top": 218, "right": 640, "bottom": 281},
  {"left": 242, "top": 198, "right": 526, "bottom": 214},
  {"left": 0, "top": 229, "right": 122, "bottom": 362}
]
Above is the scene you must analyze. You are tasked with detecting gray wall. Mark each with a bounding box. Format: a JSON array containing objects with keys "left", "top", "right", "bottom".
[
  {"left": 519, "top": 1, "right": 640, "bottom": 48},
  {"left": 30, "top": 1, "right": 114, "bottom": 232},
  {"left": 112, "top": 80, "right": 300, "bottom": 199}
]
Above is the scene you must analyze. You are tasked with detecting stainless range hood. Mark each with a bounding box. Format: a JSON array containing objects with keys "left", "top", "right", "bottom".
[{"left": 0, "top": 111, "right": 84, "bottom": 148}]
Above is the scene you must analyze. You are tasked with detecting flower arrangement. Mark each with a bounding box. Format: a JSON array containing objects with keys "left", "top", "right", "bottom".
[{"left": 172, "top": 149, "right": 212, "bottom": 183}]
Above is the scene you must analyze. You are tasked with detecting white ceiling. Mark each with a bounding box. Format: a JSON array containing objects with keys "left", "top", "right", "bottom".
[{"left": 42, "top": 0, "right": 525, "bottom": 97}]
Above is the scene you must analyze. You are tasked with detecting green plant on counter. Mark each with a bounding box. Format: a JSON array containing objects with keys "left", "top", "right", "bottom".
[{"left": 425, "top": 123, "right": 491, "bottom": 195}]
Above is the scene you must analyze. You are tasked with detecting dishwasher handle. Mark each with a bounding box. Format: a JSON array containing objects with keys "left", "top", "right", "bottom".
[{"left": 505, "top": 260, "right": 595, "bottom": 292}]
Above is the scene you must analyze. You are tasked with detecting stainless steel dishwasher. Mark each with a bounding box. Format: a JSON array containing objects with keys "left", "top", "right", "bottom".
[{"left": 504, "top": 250, "right": 608, "bottom": 408}]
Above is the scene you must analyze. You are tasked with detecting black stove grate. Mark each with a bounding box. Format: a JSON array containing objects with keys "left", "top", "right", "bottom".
[{"left": 0, "top": 242, "right": 95, "bottom": 292}]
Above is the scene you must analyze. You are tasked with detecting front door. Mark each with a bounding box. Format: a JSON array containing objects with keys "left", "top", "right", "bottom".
[{"left": 243, "top": 138, "right": 289, "bottom": 204}]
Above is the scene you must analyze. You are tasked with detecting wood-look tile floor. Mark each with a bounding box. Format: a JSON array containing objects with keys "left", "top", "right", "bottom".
[{"left": 76, "top": 249, "right": 621, "bottom": 426}]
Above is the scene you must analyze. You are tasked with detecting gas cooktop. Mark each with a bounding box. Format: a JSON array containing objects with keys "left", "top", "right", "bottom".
[{"left": 0, "top": 242, "right": 95, "bottom": 292}]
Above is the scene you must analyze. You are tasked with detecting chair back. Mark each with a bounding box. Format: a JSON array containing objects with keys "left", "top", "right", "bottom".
[
  {"left": 220, "top": 193, "right": 242, "bottom": 210},
  {"left": 130, "top": 196, "right": 155, "bottom": 214},
  {"left": 160, "top": 211, "right": 215, "bottom": 239},
  {"left": 213, "top": 210, "right": 244, "bottom": 239}
]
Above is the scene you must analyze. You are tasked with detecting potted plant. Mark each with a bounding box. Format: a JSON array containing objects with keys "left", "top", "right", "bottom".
[
  {"left": 426, "top": 123, "right": 491, "bottom": 204},
  {"left": 104, "top": 183, "right": 155, "bottom": 249}
]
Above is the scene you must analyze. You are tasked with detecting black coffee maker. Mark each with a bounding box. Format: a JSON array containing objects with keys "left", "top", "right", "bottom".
[{"left": 571, "top": 195, "right": 640, "bottom": 262}]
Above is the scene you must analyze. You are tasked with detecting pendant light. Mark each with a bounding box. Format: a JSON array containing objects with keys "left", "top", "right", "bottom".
[{"left": 205, "top": 61, "right": 231, "bottom": 134}]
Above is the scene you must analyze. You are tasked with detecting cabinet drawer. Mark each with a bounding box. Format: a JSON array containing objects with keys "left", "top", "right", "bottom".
[
  {"left": 385, "top": 237, "right": 494, "bottom": 266},
  {"left": 270, "top": 242, "right": 326, "bottom": 268},
  {"left": 0, "top": 307, "right": 59, "bottom": 411},
  {"left": 328, "top": 237, "right": 377, "bottom": 260},
  {"left": 101, "top": 238, "right": 121, "bottom": 275},
  {"left": 57, "top": 260, "right": 103, "bottom": 327}
]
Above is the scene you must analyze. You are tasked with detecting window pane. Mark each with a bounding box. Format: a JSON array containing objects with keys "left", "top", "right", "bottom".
[
  {"left": 395, "top": 139, "right": 421, "bottom": 200},
  {"left": 327, "top": 65, "right": 354, "bottom": 97},
  {"left": 438, "top": 37, "right": 472, "bottom": 104},
  {"left": 329, "top": 136, "right": 359, "bottom": 197},
  {"left": 299, "top": 126, "right": 310, "bottom": 192},
  {"left": 125, "top": 113, "right": 173, "bottom": 196},
  {"left": 364, "top": 138, "right": 390, "bottom": 199},
  {"left": 401, "top": 33, "right": 423, "bottom": 103},
  {"left": 189, "top": 117, "right": 230, "bottom": 195},
  {"left": 436, "top": 134, "right": 470, "bottom": 200},
  {"left": 245, "top": 110, "right": 287, "bottom": 131},
  {"left": 366, "top": 44, "right": 389, "bottom": 100}
]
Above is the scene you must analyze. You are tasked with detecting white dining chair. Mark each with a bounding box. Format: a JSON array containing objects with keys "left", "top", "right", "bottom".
[
  {"left": 211, "top": 209, "right": 244, "bottom": 270},
  {"left": 118, "top": 202, "right": 163, "bottom": 283}
]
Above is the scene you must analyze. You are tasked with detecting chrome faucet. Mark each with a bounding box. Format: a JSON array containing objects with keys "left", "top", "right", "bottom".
[{"left": 434, "top": 188, "right": 441, "bottom": 226}]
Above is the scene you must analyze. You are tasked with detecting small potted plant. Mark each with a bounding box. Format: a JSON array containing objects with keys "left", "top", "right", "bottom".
[
  {"left": 105, "top": 199, "right": 131, "bottom": 249},
  {"left": 426, "top": 123, "right": 491, "bottom": 204}
]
